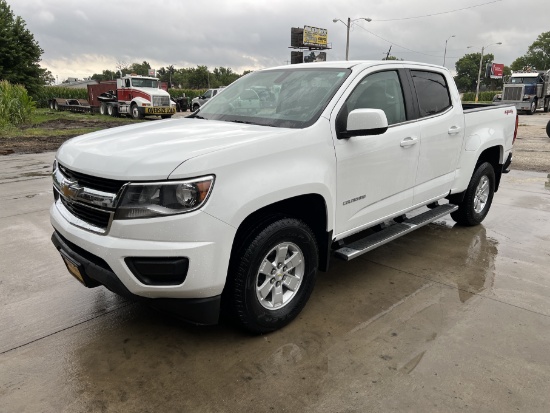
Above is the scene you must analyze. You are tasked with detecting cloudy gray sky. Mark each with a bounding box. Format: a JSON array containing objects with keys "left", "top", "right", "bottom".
[{"left": 8, "top": 0, "right": 549, "bottom": 82}]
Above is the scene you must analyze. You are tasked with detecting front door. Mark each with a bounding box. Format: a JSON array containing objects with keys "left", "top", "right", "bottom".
[{"left": 332, "top": 68, "right": 421, "bottom": 238}]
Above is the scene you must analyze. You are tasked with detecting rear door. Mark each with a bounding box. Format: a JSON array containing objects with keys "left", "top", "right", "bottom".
[
  {"left": 332, "top": 66, "right": 421, "bottom": 237},
  {"left": 408, "top": 69, "right": 465, "bottom": 206}
]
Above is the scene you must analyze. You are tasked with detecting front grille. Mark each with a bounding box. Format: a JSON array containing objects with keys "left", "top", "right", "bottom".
[
  {"left": 58, "top": 164, "right": 126, "bottom": 193},
  {"left": 503, "top": 86, "right": 522, "bottom": 101},
  {"left": 152, "top": 96, "right": 170, "bottom": 107},
  {"left": 60, "top": 197, "right": 112, "bottom": 229}
]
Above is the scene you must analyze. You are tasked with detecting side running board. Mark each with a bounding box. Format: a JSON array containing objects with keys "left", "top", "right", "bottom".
[{"left": 334, "top": 204, "right": 458, "bottom": 261}]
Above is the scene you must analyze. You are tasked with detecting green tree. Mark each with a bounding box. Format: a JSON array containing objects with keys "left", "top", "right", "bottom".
[
  {"left": 0, "top": 0, "right": 50, "bottom": 95},
  {"left": 129, "top": 61, "right": 152, "bottom": 76},
  {"left": 91, "top": 69, "right": 117, "bottom": 81},
  {"left": 511, "top": 31, "right": 550, "bottom": 71},
  {"left": 454, "top": 52, "right": 495, "bottom": 92}
]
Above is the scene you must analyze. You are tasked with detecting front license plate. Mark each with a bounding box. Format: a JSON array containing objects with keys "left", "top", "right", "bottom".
[
  {"left": 145, "top": 107, "right": 176, "bottom": 114},
  {"left": 60, "top": 250, "right": 85, "bottom": 285}
]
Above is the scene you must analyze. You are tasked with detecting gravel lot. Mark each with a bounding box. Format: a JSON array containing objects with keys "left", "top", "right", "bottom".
[{"left": 513, "top": 111, "right": 550, "bottom": 173}]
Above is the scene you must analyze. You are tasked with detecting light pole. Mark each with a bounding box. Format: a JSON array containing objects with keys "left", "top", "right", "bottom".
[
  {"left": 333, "top": 17, "right": 372, "bottom": 60},
  {"left": 443, "top": 35, "right": 455, "bottom": 67},
  {"left": 468, "top": 42, "right": 502, "bottom": 102}
]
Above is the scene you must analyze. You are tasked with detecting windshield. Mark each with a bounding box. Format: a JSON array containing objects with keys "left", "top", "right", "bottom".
[
  {"left": 196, "top": 68, "right": 351, "bottom": 128},
  {"left": 509, "top": 77, "right": 538, "bottom": 85},
  {"left": 131, "top": 78, "right": 159, "bottom": 88}
]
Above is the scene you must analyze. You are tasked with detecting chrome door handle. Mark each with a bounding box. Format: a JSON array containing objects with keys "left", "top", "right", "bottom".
[
  {"left": 448, "top": 126, "right": 462, "bottom": 135},
  {"left": 400, "top": 137, "right": 418, "bottom": 147}
]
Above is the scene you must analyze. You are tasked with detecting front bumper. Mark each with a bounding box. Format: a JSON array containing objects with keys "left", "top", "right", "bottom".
[
  {"left": 50, "top": 200, "right": 236, "bottom": 323},
  {"left": 51, "top": 231, "right": 221, "bottom": 325}
]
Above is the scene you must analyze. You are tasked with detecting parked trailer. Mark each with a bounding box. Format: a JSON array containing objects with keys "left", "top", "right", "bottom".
[{"left": 48, "top": 98, "right": 92, "bottom": 113}]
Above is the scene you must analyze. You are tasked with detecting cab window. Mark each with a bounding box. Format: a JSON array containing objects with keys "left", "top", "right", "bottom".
[
  {"left": 337, "top": 70, "right": 407, "bottom": 132},
  {"left": 411, "top": 70, "right": 451, "bottom": 117}
]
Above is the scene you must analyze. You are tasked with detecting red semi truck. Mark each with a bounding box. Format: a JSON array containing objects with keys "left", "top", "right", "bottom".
[{"left": 49, "top": 75, "right": 176, "bottom": 119}]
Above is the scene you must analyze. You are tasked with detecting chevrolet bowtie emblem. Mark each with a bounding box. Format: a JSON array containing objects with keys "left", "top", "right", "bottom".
[{"left": 60, "top": 179, "right": 82, "bottom": 199}]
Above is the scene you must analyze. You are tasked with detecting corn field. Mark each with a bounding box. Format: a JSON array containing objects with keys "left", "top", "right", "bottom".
[{"left": 0, "top": 81, "right": 36, "bottom": 127}]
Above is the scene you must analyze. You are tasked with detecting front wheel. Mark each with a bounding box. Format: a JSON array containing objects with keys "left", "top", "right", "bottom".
[
  {"left": 546, "top": 120, "right": 550, "bottom": 138},
  {"left": 226, "top": 218, "right": 318, "bottom": 333},
  {"left": 131, "top": 104, "right": 143, "bottom": 120},
  {"left": 192, "top": 104, "right": 200, "bottom": 112},
  {"left": 451, "top": 162, "right": 495, "bottom": 226},
  {"left": 544, "top": 99, "right": 549, "bottom": 113},
  {"left": 528, "top": 99, "right": 537, "bottom": 115}
]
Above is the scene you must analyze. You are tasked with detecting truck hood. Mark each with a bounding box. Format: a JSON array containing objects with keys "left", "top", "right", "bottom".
[{"left": 56, "top": 118, "right": 292, "bottom": 180}]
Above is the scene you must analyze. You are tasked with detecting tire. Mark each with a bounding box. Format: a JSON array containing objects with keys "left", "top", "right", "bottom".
[
  {"left": 544, "top": 99, "right": 549, "bottom": 113},
  {"left": 193, "top": 104, "right": 200, "bottom": 112},
  {"left": 49, "top": 100, "right": 55, "bottom": 110},
  {"left": 528, "top": 99, "right": 536, "bottom": 115},
  {"left": 225, "top": 218, "right": 318, "bottom": 333},
  {"left": 54, "top": 101, "right": 59, "bottom": 111},
  {"left": 451, "top": 162, "right": 495, "bottom": 226},
  {"left": 107, "top": 104, "right": 118, "bottom": 117},
  {"left": 546, "top": 120, "right": 550, "bottom": 139},
  {"left": 131, "top": 104, "right": 143, "bottom": 120},
  {"left": 161, "top": 115, "right": 172, "bottom": 119},
  {"left": 99, "top": 102, "right": 107, "bottom": 116}
]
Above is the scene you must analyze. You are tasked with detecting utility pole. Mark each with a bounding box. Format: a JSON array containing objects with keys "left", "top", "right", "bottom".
[{"left": 385, "top": 46, "right": 392, "bottom": 60}]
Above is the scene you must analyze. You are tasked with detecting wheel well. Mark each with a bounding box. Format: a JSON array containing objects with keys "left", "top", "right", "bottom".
[
  {"left": 476, "top": 146, "right": 502, "bottom": 191},
  {"left": 230, "top": 194, "right": 331, "bottom": 272}
]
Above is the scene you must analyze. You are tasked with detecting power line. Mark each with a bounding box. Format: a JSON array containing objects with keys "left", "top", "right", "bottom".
[
  {"left": 372, "top": 0, "right": 504, "bottom": 22},
  {"left": 355, "top": 24, "right": 443, "bottom": 58}
]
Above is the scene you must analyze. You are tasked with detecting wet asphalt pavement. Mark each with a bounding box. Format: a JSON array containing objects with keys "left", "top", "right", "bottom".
[{"left": 1, "top": 148, "right": 550, "bottom": 412}]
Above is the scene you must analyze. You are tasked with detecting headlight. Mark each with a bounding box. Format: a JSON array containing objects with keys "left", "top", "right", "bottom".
[{"left": 115, "top": 175, "right": 214, "bottom": 219}]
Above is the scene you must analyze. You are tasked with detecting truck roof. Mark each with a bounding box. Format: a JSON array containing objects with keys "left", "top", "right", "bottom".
[
  {"left": 265, "top": 60, "right": 449, "bottom": 72},
  {"left": 511, "top": 72, "right": 539, "bottom": 77}
]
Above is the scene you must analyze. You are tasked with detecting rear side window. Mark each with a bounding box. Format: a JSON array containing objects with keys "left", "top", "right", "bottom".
[{"left": 411, "top": 71, "right": 451, "bottom": 117}]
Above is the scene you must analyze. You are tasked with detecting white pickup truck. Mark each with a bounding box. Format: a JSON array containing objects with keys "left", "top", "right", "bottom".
[{"left": 50, "top": 61, "right": 517, "bottom": 333}]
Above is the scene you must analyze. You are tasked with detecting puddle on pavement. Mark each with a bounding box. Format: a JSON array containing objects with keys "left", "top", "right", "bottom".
[{"left": 0, "top": 221, "right": 507, "bottom": 412}]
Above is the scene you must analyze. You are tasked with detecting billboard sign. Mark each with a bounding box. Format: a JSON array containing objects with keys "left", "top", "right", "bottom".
[
  {"left": 303, "top": 26, "right": 328, "bottom": 47},
  {"left": 491, "top": 63, "right": 504, "bottom": 79},
  {"left": 291, "top": 51, "right": 303, "bottom": 64},
  {"left": 148, "top": 69, "right": 156, "bottom": 77}
]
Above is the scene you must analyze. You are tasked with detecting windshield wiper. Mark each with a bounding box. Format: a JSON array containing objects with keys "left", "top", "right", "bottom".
[{"left": 227, "top": 119, "right": 256, "bottom": 125}]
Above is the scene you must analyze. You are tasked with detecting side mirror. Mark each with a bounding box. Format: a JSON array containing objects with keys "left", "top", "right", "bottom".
[{"left": 337, "top": 108, "right": 389, "bottom": 139}]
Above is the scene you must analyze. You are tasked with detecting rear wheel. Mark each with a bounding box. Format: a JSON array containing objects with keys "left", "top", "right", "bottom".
[
  {"left": 451, "top": 162, "right": 495, "bottom": 226},
  {"left": 107, "top": 104, "right": 118, "bottom": 117},
  {"left": 544, "top": 98, "right": 549, "bottom": 113},
  {"left": 192, "top": 104, "right": 200, "bottom": 112},
  {"left": 99, "top": 102, "right": 107, "bottom": 115},
  {"left": 225, "top": 218, "right": 318, "bottom": 333},
  {"left": 54, "top": 101, "right": 59, "bottom": 111}
]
